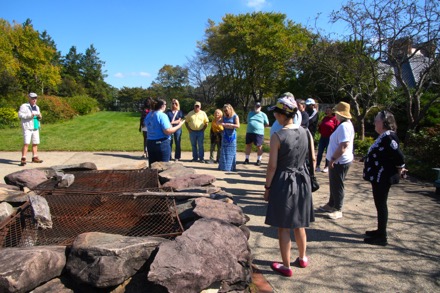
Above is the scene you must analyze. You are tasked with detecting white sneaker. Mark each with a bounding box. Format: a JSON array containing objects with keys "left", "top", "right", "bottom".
[
  {"left": 315, "top": 167, "right": 321, "bottom": 172},
  {"left": 322, "top": 167, "right": 328, "bottom": 173},
  {"left": 327, "top": 210, "right": 343, "bottom": 220}
]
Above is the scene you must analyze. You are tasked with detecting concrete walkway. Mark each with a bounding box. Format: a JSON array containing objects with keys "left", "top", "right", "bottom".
[{"left": 1, "top": 151, "right": 439, "bottom": 292}]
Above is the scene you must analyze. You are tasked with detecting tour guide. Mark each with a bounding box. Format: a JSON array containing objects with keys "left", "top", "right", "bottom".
[{"left": 185, "top": 101, "right": 209, "bottom": 163}]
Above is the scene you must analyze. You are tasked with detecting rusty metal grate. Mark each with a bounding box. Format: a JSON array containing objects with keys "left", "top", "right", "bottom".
[
  {"left": 33, "top": 169, "right": 159, "bottom": 193},
  {"left": 0, "top": 189, "right": 184, "bottom": 248}
]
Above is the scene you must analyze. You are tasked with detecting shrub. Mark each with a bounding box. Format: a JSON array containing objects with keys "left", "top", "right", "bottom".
[
  {"left": 37, "top": 95, "right": 77, "bottom": 124},
  {"left": 354, "top": 136, "right": 375, "bottom": 157},
  {"left": 0, "top": 107, "right": 19, "bottom": 128},
  {"left": 404, "top": 126, "right": 440, "bottom": 181},
  {"left": 66, "top": 95, "right": 99, "bottom": 115}
]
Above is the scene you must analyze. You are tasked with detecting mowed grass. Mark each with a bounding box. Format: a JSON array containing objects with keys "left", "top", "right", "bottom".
[{"left": 0, "top": 111, "right": 270, "bottom": 152}]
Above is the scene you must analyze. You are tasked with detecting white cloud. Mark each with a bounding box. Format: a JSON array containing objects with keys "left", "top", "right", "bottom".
[
  {"left": 246, "top": 0, "right": 269, "bottom": 10},
  {"left": 114, "top": 72, "right": 151, "bottom": 78}
]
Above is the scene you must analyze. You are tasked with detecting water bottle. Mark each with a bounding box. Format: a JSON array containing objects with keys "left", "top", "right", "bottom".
[{"left": 33, "top": 116, "right": 40, "bottom": 130}]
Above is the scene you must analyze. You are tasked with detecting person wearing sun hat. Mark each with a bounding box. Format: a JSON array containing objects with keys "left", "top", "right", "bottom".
[
  {"left": 264, "top": 95, "right": 315, "bottom": 277},
  {"left": 318, "top": 101, "right": 355, "bottom": 220},
  {"left": 18, "top": 92, "right": 43, "bottom": 166}
]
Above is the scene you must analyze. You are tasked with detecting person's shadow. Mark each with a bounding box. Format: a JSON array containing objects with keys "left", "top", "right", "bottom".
[{"left": 0, "top": 158, "right": 20, "bottom": 166}]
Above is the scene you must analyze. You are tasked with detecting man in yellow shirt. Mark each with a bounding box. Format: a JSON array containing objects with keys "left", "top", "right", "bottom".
[{"left": 185, "top": 101, "right": 209, "bottom": 163}]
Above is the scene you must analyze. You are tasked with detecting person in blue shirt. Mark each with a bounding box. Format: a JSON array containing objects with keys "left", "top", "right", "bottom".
[
  {"left": 145, "top": 99, "right": 185, "bottom": 166},
  {"left": 244, "top": 102, "right": 269, "bottom": 166}
]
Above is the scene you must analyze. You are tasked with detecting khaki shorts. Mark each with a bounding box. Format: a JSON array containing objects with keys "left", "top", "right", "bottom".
[{"left": 23, "top": 129, "right": 40, "bottom": 145}]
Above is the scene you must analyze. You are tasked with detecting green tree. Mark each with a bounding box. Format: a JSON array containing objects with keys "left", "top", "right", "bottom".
[
  {"left": 58, "top": 46, "right": 86, "bottom": 97},
  {"left": 298, "top": 38, "right": 393, "bottom": 139},
  {"left": 10, "top": 19, "right": 61, "bottom": 94},
  {"left": 197, "top": 12, "right": 313, "bottom": 112},
  {"left": 150, "top": 64, "right": 189, "bottom": 100},
  {"left": 117, "top": 87, "right": 150, "bottom": 111},
  {"left": 80, "top": 44, "right": 112, "bottom": 106},
  {"left": 0, "top": 19, "right": 20, "bottom": 100},
  {"left": 331, "top": 0, "right": 440, "bottom": 139}
]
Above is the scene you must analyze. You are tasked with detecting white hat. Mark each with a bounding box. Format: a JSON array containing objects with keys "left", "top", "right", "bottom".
[
  {"left": 29, "top": 93, "right": 38, "bottom": 98},
  {"left": 305, "top": 98, "right": 315, "bottom": 105}
]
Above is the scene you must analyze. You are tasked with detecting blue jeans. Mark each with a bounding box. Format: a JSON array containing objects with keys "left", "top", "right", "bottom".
[
  {"left": 328, "top": 162, "right": 351, "bottom": 210},
  {"left": 189, "top": 130, "right": 205, "bottom": 161},
  {"left": 316, "top": 136, "right": 330, "bottom": 168},
  {"left": 170, "top": 129, "right": 182, "bottom": 160},
  {"left": 147, "top": 138, "right": 171, "bottom": 167}
]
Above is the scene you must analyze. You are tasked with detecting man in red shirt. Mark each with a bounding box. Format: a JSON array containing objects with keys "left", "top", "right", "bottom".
[{"left": 316, "top": 106, "right": 339, "bottom": 172}]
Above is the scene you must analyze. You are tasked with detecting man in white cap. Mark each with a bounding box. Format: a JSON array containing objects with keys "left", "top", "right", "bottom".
[
  {"left": 18, "top": 93, "right": 43, "bottom": 166},
  {"left": 305, "top": 98, "right": 319, "bottom": 137},
  {"left": 244, "top": 102, "right": 269, "bottom": 166}
]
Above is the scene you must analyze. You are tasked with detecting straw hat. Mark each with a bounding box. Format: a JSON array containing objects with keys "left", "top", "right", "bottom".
[{"left": 333, "top": 102, "right": 352, "bottom": 119}]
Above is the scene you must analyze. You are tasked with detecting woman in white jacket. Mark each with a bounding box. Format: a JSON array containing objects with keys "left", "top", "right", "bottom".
[{"left": 18, "top": 93, "right": 43, "bottom": 166}]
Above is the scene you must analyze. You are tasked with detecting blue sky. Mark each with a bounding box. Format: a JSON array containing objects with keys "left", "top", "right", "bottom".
[{"left": 3, "top": 0, "right": 347, "bottom": 89}]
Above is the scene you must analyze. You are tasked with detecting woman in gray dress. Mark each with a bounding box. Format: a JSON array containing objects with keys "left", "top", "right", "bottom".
[{"left": 264, "top": 95, "right": 315, "bottom": 277}]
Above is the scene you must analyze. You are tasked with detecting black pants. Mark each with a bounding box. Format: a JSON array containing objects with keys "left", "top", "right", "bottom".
[{"left": 371, "top": 181, "right": 391, "bottom": 237}]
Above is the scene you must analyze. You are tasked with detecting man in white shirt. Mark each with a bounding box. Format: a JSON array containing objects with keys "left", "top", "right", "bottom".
[{"left": 18, "top": 93, "right": 43, "bottom": 166}]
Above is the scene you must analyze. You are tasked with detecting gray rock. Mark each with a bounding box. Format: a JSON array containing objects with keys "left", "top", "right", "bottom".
[
  {"left": 66, "top": 232, "right": 169, "bottom": 288},
  {"left": 29, "top": 193, "right": 52, "bottom": 229},
  {"left": 50, "top": 162, "right": 98, "bottom": 172},
  {"left": 150, "top": 161, "right": 176, "bottom": 172},
  {"left": 30, "top": 278, "right": 74, "bottom": 293},
  {"left": 0, "top": 246, "right": 66, "bottom": 293},
  {"left": 158, "top": 164, "right": 195, "bottom": 184},
  {"left": 4, "top": 169, "right": 50, "bottom": 190},
  {"left": 175, "top": 199, "right": 196, "bottom": 222},
  {"left": 193, "top": 198, "right": 248, "bottom": 226},
  {"left": 0, "top": 202, "right": 14, "bottom": 222},
  {"left": 57, "top": 174, "right": 75, "bottom": 188},
  {"left": 148, "top": 218, "right": 252, "bottom": 293},
  {"left": 162, "top": 174, "right": 216, "bottom": 189}
]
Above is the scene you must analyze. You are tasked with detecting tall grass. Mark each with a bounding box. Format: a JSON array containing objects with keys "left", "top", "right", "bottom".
[{"left": 0, "top": 111, "right": 270, "bottom": 152}]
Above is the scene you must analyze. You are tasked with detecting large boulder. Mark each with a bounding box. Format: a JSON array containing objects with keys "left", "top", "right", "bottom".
[
  {"left": 162, "top": 174, "right": 216, "bottom": 189},
  {"left": 193, "top": 197, "right": 248, "bottom": 226},
  {"left": 0, "top": 202, "right": 14, "bottom": 222},
  {"left": 66, "top": 232, "right": 169, "bottom": 288},
  {"left": 0, "top": 184, "right": 28, "bottom": 202},
  {"left": 158, "top": 164, "right": 195, "bottom": 184},
  {"left": 4, "top": 169, "right": 50, "bottom": 190},
  {"left": 29, "top": 193, "right": 52, "bottom": 229},
  {"left": 148, "top": 218, "right": 252, "bottom": 293},
  {"left": 0, "top": 246, "right": 66, "bottom": 293},
  {"left": 50, "top": 162, "right": 97, "bottom": 172}
]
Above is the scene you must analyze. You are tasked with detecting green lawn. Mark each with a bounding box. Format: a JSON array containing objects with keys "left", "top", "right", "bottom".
[{"left": 0, "top": 111, "right": 270, "bottom": 152}]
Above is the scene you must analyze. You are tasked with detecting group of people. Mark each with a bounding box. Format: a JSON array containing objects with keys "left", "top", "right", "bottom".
[
  {"left": 18, "top": 91, "right": 407, "bottom": 279},
  {"left": 263, "top": 93, "right": 406, "bottom": 278},
  {"left": 139, "top": 99, "right": 271, "bottom": 172}
]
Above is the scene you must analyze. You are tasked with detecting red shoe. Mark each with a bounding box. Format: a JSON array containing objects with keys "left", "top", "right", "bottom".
[
  {"left": 271, "top": 262, "right": 293, "bottom": 277},
  {"left": 298, "top": 257, "right": 309, "bottom": 268}
]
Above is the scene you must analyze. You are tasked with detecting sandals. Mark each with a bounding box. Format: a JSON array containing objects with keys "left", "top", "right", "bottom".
[{"left": 271, "top": 262, "right": 293, "bottom": 277}]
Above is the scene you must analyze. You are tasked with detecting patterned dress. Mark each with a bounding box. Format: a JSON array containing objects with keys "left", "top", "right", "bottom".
[
  {"left": 218, "top": 115, "right": 237, "bottom": 171},
  {"left": 265, "top": 127, "right": 315, "bottom": 228}
]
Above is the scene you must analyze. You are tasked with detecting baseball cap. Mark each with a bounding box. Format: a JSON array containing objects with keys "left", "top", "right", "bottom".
[
  {"left": 305, "top": 98, "right": 316, "bottom": 105},
  {"left": 194, "top": 101, "right": 201, "bottom": 107},
  {"left": 29, "top": 93, "right": 38, "bottom": 99},
  {"left": 255, "top": 102, "right": 261, "bottom": 107}
]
